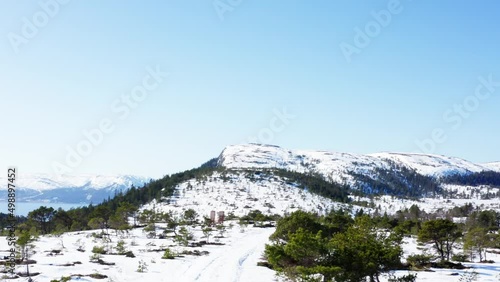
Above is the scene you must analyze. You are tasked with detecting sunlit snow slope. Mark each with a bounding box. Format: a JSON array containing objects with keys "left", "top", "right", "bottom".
[{"left": 219, "top": 144, "right": 498, "bottom": 179}]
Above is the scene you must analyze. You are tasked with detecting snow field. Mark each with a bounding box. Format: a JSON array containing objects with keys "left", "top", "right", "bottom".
[
  {"left": 3, "top": 225, "right": 500, "bottom": 281},
  {"left": 0, "top": 223, "right": 277, "bottom": 282}
]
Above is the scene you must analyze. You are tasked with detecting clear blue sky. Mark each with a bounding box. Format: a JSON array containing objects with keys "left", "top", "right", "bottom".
[{"left": 1, "top": 0, "right": 499, "bottom": 178}]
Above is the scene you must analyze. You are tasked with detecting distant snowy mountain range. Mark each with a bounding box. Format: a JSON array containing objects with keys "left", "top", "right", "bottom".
[{"left": 0, "top": 174, "right": 150, "bottom": 204}]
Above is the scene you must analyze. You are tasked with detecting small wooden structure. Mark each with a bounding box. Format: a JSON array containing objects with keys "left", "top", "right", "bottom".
[
  {"left": 217, "top": 211, "right": 225, "bottom": 224},
  {"left": 210, "top": 211, "right": 216, "bottom": 223},
  {"left": 209, "top": 210, "right": 225, "bottom": 225}
]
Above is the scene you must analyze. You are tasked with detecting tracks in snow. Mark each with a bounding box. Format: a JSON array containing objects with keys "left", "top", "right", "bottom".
[{"left": 177, "top": 228, "right": 275, "bottom": 282}]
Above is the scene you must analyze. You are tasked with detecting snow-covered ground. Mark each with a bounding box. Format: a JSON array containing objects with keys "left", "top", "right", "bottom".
[
  {"left": 354, "top": 194, "right": 500, "bottom": 215},
  {"left": 380, "top": 237, "right": 500, "bottom": 282},
  {"left": 2, "top": 225, "right": 500, "bottom": 282},
  {"left": 0, "top": 223, "right": 277, "bottom": 282}
]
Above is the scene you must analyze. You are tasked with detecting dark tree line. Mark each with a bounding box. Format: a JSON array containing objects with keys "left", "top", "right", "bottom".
[
  {"left": 350, "top": 162, "right": 442, "bottom": 198},
  {"left": 442, "top": 171, "right": 500, "bottom": 187},
  {"left": 0, "top": 213, "right": 26, "bottom": 231},
  {"left": 243, "top": 168, "right": 351, "bottom": 203}
]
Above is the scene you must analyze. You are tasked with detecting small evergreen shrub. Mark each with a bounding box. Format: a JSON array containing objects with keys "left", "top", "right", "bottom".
[
  {"left": 162, "top": 248, "right": 176, "bottom": 259},
  {"left": 137, "top": 259, "right": 148, "bottom": 272},
  {"left": 388, "top": 273, "right": 417, "bottom": 282},
  {"left": 50, "top": 276, "right": 71, "bottom": 282},
  {"left": 406, "top": 254, "right": 433, "bottom": 269},
  {"left": 452, "top": 253, "right": 469, "bottom": 263},
  {"left": 92, "top": 245, "right": 107, "bottom": 254}
]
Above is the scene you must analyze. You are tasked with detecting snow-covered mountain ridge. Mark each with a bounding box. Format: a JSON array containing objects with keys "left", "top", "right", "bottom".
[
  {"left": 218, "top": 144, "right": 499, "bottom": 179},
  {"left": 216, "top": 144, "right": 500, "bottom": 199},
  {"left": 485, "top": 161, "right": 500, "bottom": 171}
]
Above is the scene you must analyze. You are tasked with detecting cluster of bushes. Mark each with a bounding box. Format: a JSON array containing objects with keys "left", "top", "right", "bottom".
[
  {"left": 265, "top": 204, "right": 500, "bottom": 281},
  {"left": 265, "top": 210, "right": 406, "bottom": 282}
]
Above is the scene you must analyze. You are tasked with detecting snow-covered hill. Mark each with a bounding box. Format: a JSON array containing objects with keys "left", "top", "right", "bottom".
[
  {"left": 0, "top": 174, "right": 150, "bottom": 204},
  {"left": 216, "top": 143, "right": 500, "bottom": 202},
  {"left": 143, "top": 170, "right": 350, "bottom": 219},
  {"left": 219, "top": 144, "right": 498, "bottom": 179},
  {"left": 146, "top": 169, "right": 500, "bottom": 219}
]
